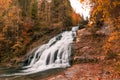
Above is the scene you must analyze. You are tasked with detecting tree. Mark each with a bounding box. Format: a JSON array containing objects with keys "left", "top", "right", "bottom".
[
  {"left": 51, "top": 0, "right": 73, "bottom": 28},
  {"left": 17, "top": 0, "right": 31, "bottom": 16},
  {"left": 90, "top": 0, "right": 120, "bottom": 59}
]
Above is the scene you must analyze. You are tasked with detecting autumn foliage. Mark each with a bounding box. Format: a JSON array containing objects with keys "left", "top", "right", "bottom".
[
  {"left": 104, "top": 16, "right": 120, "bottom": 59},
  {"left": 0, "top": 0, "right": 119, "bottom": 68},
  {"left": 0, "top": 0, "right": 12, "bottom": 14},
  {"left": 0, "top": 0, "right": 35, "bottom": 63},
  {"left": 89, "top": 0, "right": 120, "bottom": 59},
  {"left": 72, "top": 11, "right": 81, "bottom": 25},
  {"left": 0, "top": 0, "right": 74, "bottom": 64}
]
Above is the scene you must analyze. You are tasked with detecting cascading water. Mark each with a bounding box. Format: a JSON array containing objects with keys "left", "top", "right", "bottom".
[
  {"left": 0, "top": 0, "right": 94, "bottom": 77},
  {"left": 0, "top": 26, "right": 79, "bottom": 77}
]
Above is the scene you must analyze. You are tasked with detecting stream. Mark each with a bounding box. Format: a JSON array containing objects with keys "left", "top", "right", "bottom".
[{"left": 0, "top": 26, "right": 79, "bottom": 78}]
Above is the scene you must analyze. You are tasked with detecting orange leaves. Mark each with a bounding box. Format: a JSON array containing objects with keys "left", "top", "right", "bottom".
[
  {"left": 103, "top": 16, "right": 120, "bottom": 60},
  {"left": 80, "top": 0, "right": 84, "bottom": 3},
  {"left": 90, "top": 0, "right": 120, "bottom": 58},
  {"left": 108, "top": 32, "right": 120, "bottom": 42},
  {"left": 72, "top": 11, "right": 81, "bottom": 25},
  {"left": 0, "top": 2, "right": 25, "bottom": 54},
  {"left": 104, "top": 32, "right": 120, "bottom": 54},
  {"left": 104, "top": 17, "right": 120, "bottom": 56},
  {"left": 0, "top": 0, "right": 12, "bottom": 14},
  {"left": 91, "top": 0, "right": 120, "bottom": 28},
  {"left": 4, "top": 6, "right": 22, "bottom": 22}
]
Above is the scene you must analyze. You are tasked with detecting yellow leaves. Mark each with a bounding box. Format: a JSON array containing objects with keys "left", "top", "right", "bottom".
[{"left": 0, "top": 0, "right": 12, "bottom": 14}]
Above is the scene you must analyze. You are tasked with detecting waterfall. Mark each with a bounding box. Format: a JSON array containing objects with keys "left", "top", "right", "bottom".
[{"left": 0, "top": 26, "right": 79, "bottom": 76}]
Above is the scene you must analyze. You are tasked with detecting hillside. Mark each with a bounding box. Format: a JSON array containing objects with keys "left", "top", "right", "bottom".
[
  {"left": 0, "top": 0, "right": 120, "bottom": 80},
  {"left": 0, "top": 0, "right": 81, "bottom": 66}
]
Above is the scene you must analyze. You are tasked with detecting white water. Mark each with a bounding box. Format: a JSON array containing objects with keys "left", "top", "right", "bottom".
[
  {"left": 69, "top": 0, "right": 94, "bottom": 20},
  {"left": 0, "top": 26, "right": 79, "bottom": 76}
]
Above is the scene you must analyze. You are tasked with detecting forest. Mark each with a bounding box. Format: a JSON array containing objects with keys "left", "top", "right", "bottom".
[
  {"left": 0, "top": 0, "right": 80, "bottom": 65},
  {"left": 0, "top": 0, "right": 120, "bottom": 79}
]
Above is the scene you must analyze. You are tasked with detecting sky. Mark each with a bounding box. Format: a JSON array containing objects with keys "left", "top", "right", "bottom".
[{"left": 69, "top": 0, "right": 93, "bottom": 20}]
